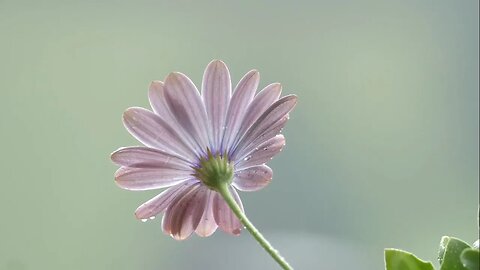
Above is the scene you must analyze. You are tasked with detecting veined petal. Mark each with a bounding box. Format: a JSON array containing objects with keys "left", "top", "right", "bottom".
[
  {"left": 195, "top": 190, "right": 218, "bottom": 237},
  {"left": 232, "top": 95, "right": 296, "bottom": 160},
  {"left": 234, "top": 83, "right": 281, "bottom": 147},
  {"left": 213, "top": 187, "right": 244, "bottom": 235},
  {"left": 233, "top": 165, "right": 273, "bottom": 192},
  {"left": 122, "top": 107, "right": 196, "bottom": 161},
  {"left": 202, "top": 60, "right": 232, "bottom": 152},
  {"left": 135, "top": 180, "right": 197, "bottom": 219},
  {"left": 164, "top": 72, "right": 209, "bottom": 156},
  {"left": 114, "top": 167, "right": 191, "bottom": 191},
  {"left": 236, "top": 135, "right": 285, "bottom": 169},
  {"left": 162, "top": 183, "right": 207, "bottom": 240},
  {"left": 111, "top": 146, "right": 192, "bottom": 169},
  {"left": 248, "top": 115, "right": 288, "bottom": 150},
  {"left": 232, "top": 114, "right": 288, "bottom": 162},
  {"left": 148, "top": 81, "right": 205, "bottom": 160},
  {"left": 162, "top": 183, "right": 199, "bottom": 235},
  {"left": 221, "top": 70, "right": 259, "bottom": 153},
  {"left": 148, "top": 81, "right": 173, "bottom": 122}
]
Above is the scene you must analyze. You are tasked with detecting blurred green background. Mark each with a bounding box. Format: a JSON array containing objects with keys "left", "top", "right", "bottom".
[{"left": 1, "top": 1, "right": 478, "bottom": 269}]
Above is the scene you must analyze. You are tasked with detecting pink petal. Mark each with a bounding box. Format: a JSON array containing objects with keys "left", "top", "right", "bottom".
[
  {"left": 232, "top": 95, "right": 296, "bottom": 160},
  {"left": 232, "top": 114, "right": 288, "bottom": 162},
  {"left": 164, "top": 72, "right": 209, "bottom": 156},
  {"left": 135, "top": 180, "right": 197, "bottom": 219},
  {"left": 148, "top": 81, "right": 173, "bottom": 122},
  {"left": 221, "top": 70, "right": 259, "bottom": 153},
  {"left": 236, "top": 135, "right": 285, "bottom": 170},
  {"left": 149, "top": 81, "right": 206, "bottom": 159},
  {"left": 122, "top": 107, "right": 196, "bottom": 161},
  {"left": 162, "top": 183, "right": 198, "bottom": 235},
  {"left": 202, "top": 60, "right": 232, "bottom": 152},
  {"left": 213, "top": 187, "right": 244, "bottom": 235},
  {"left": 233, "top": 165, "right": 273, "bottom": 192},
  {"left": 233, "top": 83, "right": 281, "bottom": 147},
  {"left": 195, "top": 190, "right": 218, "bottom": 237},
  {"left": 162, "top": 183, "right": 207, "bottom": 240},
  {"left": 111, "top": 146, "right": 192, "bottom": 170},
  {"left": 114, "top": 167, "right": 191, "bottom": 191},
  {"left": 248, "top": 115, "right": 289, "bottom": 151}
]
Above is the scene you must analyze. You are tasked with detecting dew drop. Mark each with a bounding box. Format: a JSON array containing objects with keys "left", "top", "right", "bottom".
[
  {"left": 149, "top": 216, "right": 156, "bottom": 220},
  {"left": 243, "top": 156, "right": 251, "bottom": 161},
  {"left": 141, "top": 218, "right": 148, "bottom": 222},
  {"left": 263, "top": 147, "right": 268, "bottom": 151}
]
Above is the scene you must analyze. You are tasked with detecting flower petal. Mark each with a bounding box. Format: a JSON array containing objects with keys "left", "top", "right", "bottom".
[
  {"left": 162, "top": 183, "right": 207, "bottom": 240},
  {"left": 135, "top": 180, "right": 197, "bottom": 219},
  {"left": 148, "top": 81, "right": 173, "bottom": 122},
  {"left": 148, "top": 81, "right": 205, "bottom": 161},
  {"left": 221, "top": 70, "right": 259, "bottom": 153},
  {"left": 232, "top": 95, "right": 297, "bottom": 160},
  {"left": 111, "top": 146, "right": 192, "bottom": 169},
  {"left": 233, "top": 165, "right": 273, "bottom": 192},
  {"left": 122, "top": 107, "right": 196, "bottom": 161},
  {"left": 236, "top": 135, "right": 285, "bottom": 169},
  {"left": 232, "top": 115, "right": 288, "bottom": 162},
  {"left": 234, "top": 83, "right": 281, "bottom": 146},
  {"left": 247, "top": 115, "right": 289, "bottom": 152},
  {"left": 162, "top": 183, "right": 199, "bottom": 235},
  {"left": 114, "top": 167, "right": 191, "bottom": 191},
  {"left": 202, "top": 60, "right": 232, "bottom": 152},
  {"left": 213, "top": 187, "right": 244, "bottom": 235},
  {"left": 195, "top": 190, "right": 218, "bottom": 237},
  {"left": 164, "top": 72, "right": 209, "bottom": 156}
]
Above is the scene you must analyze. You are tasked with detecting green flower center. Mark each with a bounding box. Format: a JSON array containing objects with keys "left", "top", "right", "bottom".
[
  {"left": 193, "top": 150, "right": 234, "bottom": 190},
  {"left": 194, "top": 149, "right": 233, "bottom": 190}
]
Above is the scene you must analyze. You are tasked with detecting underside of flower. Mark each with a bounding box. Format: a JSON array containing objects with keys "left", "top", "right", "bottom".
[
  {"left": 112, "top": 60, "right": 297, "bottom": 241},
  {"left": 111, "top": 59, "right": 297, "bottom": 269},
  {"left": 193, "top": 149, "right": 234, "bottom": 190}
]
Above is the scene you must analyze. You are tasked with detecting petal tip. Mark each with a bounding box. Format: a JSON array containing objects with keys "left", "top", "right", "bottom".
[
  {"left": 272, "top": 82, "right": 282, "bottom": 89},
  {"left": 149, "top": 80, "right": 164, "bottom": 91},
  {"left": 110, "top": 150, "right": 119, "bottom": 162},
  {"left": 166, "top": 71, "right": 185, "bottom": 81},
  {"left": 196, "top": 230, "right": 216, "bottom": 237},
  {"left": 122, "top": 107, "right": 137, "bottom": 118},
  {"left": 287, "top": 94, "right": 298, "bottom": 102},
  {"left": 209, "top": 59, "right": 227, "bottom": 66}
]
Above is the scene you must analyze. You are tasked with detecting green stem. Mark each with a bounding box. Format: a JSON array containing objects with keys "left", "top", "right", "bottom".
[{"left": 217, "top": 185, "right": 294, "bottom": 270}]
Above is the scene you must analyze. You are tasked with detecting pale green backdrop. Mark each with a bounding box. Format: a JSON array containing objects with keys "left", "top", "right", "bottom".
[{"left": 0, "top": 1, "right": 478, "bottom": 269}]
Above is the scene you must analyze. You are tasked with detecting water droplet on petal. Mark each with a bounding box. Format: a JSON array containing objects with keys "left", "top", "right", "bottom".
[
  {"left": 149, "top": 216, "right": 156, "bottom": 220},
  {"left": 243, "top": 156, "right": 251, "bottom": 161},
  {"left": 263, "top": 147, "right": 268, "bottom": 150},
  {"left": 141, "top": 218, "right": 148, "bottom": 222}
]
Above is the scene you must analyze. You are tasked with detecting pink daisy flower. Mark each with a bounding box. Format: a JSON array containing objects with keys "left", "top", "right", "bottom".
[{"left": 111, "top": 60, "right": 297, "bottom": 240}]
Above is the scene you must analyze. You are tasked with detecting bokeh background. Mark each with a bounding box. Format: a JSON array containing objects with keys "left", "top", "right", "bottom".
[{"left": 1, "top": 1, "right": 478, "bottom": 269}]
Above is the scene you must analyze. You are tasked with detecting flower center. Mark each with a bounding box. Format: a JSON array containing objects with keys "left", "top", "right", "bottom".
[{"left": 193, "top": 150, "right": 234, "bottom": 190}]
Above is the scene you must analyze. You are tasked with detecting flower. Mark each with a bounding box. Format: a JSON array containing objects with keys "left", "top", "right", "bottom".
[{"left": 111, "top": 60, "right": 297, "bottom": 240}]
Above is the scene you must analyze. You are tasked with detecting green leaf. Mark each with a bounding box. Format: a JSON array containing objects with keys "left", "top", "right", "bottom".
[
  {"left": 460, "top": 248, "right": 480, "bottom": 270},
  {"left": 385, "top": 249, "right": 435, "bottom": 270},
  {"left": 438, "top": 236, "right": 471, "bottom": 270}
]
